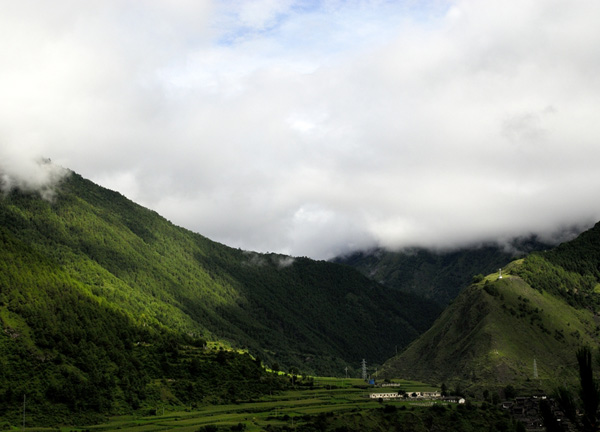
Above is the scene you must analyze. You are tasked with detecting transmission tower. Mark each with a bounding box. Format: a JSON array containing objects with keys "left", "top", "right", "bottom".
[
  {"left": 533, "top": 358, "right": 538, "bottom": 379},
  {"left": 361, "top": 359, "right": 367, "bottom": 381}
]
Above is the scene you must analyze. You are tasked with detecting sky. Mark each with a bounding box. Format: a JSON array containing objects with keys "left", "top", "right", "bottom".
[{"left": 2, "top": 0, "right": 600, "bottom": 259}]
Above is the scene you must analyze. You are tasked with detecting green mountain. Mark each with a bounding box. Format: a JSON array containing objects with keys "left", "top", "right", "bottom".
[
  {"left": 0, "top": 168, "right": 440, "bottom": 422},
  {"left": 334, "top": 240, "right": 551, "bottom": 305},
  {"left": 380, "top": 223, "right": 600, "bottom": 393}
]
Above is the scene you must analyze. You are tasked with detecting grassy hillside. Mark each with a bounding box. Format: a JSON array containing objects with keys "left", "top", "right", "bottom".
[
  {"left": 334, "top": 239, "right": 549, "bottom": 305},
  {"left": 515, "top": 221, "right": 600, "bottom": 309},
  {"left": 381, "top": 265, "right": 600, "bottom": 394},
  {"left": 0, "top": 168, "right": 441, "bottom": 423},
  {"left": 381, "top": 223, "right": 600, "bottom": 393}
]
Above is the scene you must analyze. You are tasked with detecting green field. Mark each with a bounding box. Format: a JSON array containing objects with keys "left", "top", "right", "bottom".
[{"left": 10, "top": 378, "right": 439, "bottom": 432}]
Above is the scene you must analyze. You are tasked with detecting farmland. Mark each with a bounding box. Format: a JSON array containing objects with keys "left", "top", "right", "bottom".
[{"left": 13, "top": 378, "right": 444, "bottom": 432}]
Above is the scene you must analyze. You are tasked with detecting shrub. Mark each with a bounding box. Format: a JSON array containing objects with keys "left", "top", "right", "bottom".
[{"left": 472, "top": 274, "right": 485, "bottom": 284}]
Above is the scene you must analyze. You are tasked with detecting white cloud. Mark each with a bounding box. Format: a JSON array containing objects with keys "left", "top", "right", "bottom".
[
  {"left": 2, "top": 0, "right": 600, "bottom": 258},
  {"left": 0, "top": 154, "right": 68, "bottom": 201}
]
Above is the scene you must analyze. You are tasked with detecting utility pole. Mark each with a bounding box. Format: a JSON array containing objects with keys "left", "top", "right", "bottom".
[{"left": 22, "top": 394, "right": 26, "bottom": 430}]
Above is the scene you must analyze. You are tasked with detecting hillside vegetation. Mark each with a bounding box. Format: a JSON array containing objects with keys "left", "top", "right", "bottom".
[
  {"left": 335, "top": 239, "right": 549, "bottom": 305},
  {"left": 381, "top": 223, "right": 600, "bottom": 393},
  {"left": 0, "top": 169, "right": 440, "bottom": 423}
]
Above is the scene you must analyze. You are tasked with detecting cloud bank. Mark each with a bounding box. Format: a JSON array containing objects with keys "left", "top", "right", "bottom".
[
  {"left": 0, "top": 153, "right": 69, "bottom": 201},
  {"left": 2, "top": 0, "right": 600, "bottom": 258}
]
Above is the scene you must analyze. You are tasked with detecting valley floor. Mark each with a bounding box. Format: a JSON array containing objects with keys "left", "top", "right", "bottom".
[{"left": 7, "top": 378, "right": 519, "bottom": 432}]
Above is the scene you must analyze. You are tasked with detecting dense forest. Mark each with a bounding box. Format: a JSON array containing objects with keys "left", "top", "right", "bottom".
[
  {"left": 0, "top": 170, "right": 441, "bottom": 423},
  {"left": 5, "top": 167, "right": 599, "bottom": 427},
  {"left": 0, "top": 261, "right": 286, "bottom": 425},
  {"left": 335, "top": 238, "right": 551, "bottom": 306}
]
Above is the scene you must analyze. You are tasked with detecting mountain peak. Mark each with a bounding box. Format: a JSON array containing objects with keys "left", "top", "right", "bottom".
[{"left": 381, "top": 227, "right": 600, "bottom": 392}]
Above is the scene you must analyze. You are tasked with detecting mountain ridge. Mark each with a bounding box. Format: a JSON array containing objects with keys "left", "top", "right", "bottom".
[
  {"left": 1, "top": 170, "right": 444, "bottom": 369},
  {"left": 0, "top": 168, "right": 443, "bottom": 421},
  {"left": 380, "top": 222, "right": 600, "bottom": 393},
  {"left": 5, "top": 165, "right": 600, "bottom": 425},
  {"left": 333, "top": 238, "right": 553, "bottom": 305}
]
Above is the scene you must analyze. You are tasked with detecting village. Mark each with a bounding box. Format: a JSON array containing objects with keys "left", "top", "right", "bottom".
[
  {"left": 501, "top": 396, "right": 573, "bottom": 431},
  {"left": 368, "top": 389, "right": 466, "bottom": 404},
  {"left": 368, "top": 388, "right": 575, "bottom": 431}
]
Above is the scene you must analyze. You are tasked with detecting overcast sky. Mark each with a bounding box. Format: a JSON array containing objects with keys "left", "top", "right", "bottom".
[{"left": 2, "top": 0, "right": 600, "bottom": 259}]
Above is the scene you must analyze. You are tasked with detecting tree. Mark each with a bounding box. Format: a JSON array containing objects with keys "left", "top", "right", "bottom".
[
  {"left": 472, "top": 274, "right": 485, "bottom": 284},
  {"left": 503, "top": 385, "right": 517, "bottom": 400},
  {"left": 576, "top": 346, "right": 599, "bottom": 432},
  {"left": 453, "top": 383, "right": 464, "bottom": 397},
  {"left": 189, "top": 357, "right": 201, "bottom": 376},
  {"left": 441, "top": 383, "right": 448, "bottom": 397},
  {"left": 539, "top": 399, "right": 561, "bottom": 432},
  {"left": 482, "top": 389, "right": 490, "bottom": 402},
  {"left": 289, "top": 367, "right": 299, "bottom": 387},
  {"left": 554, "top": 386, "right": 577, "bottom": 423}
]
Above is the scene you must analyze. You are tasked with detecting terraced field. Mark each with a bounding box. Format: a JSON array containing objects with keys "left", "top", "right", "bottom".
[{"left": 44, "top": 378, "right": 438, "bottom": 432}]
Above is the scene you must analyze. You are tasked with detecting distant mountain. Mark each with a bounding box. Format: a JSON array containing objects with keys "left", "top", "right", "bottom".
[
  {"left": 380, "top": 223, "right": 600, "bottom": 393},
  {"left": 334, "top": 239, "right": 552, "bottom": 305},
  {"left": 0, "top": 168, "right": 441, "bottom": 421}
]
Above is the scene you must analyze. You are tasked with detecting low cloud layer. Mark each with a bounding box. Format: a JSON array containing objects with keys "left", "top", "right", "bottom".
[
  {"left": 2, "top": 1, "right": 600, "bottom": 258},
  {"left": 0, "top": 153, "right": 69, "bottom": 201}
]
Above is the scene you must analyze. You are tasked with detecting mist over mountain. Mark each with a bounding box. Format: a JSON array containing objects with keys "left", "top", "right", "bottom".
[
  {"left": 381, "top": 222, "right": 600, "bottom": 392},
  {"left": 4, "top": 2, "right": 600, "bottom": 429},
  {"left": 0, "top": 168, "right": 444, "bottom": 422},
  {"left": 0, "top": 158, "right": 68, "bottom": 201},
  {"left": 333, "top": 236, "right": 557, "bottom": 305},
  {"left": 4, "top": 1, "right": 600, "bottom": 259},
  {"left": 4, "top": 161, "right": 600, "bottom": 431}
]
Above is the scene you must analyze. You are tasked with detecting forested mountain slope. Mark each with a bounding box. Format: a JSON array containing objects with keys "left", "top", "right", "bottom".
[
  {"left": 381, "top": 223, "right": 600, "bottom": 392},
  {"left": 335, "top": 240, "right": 551, "bottom": 305},
  {"left": 0, "top": 169, "right": 441, "bottom": 422}
]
